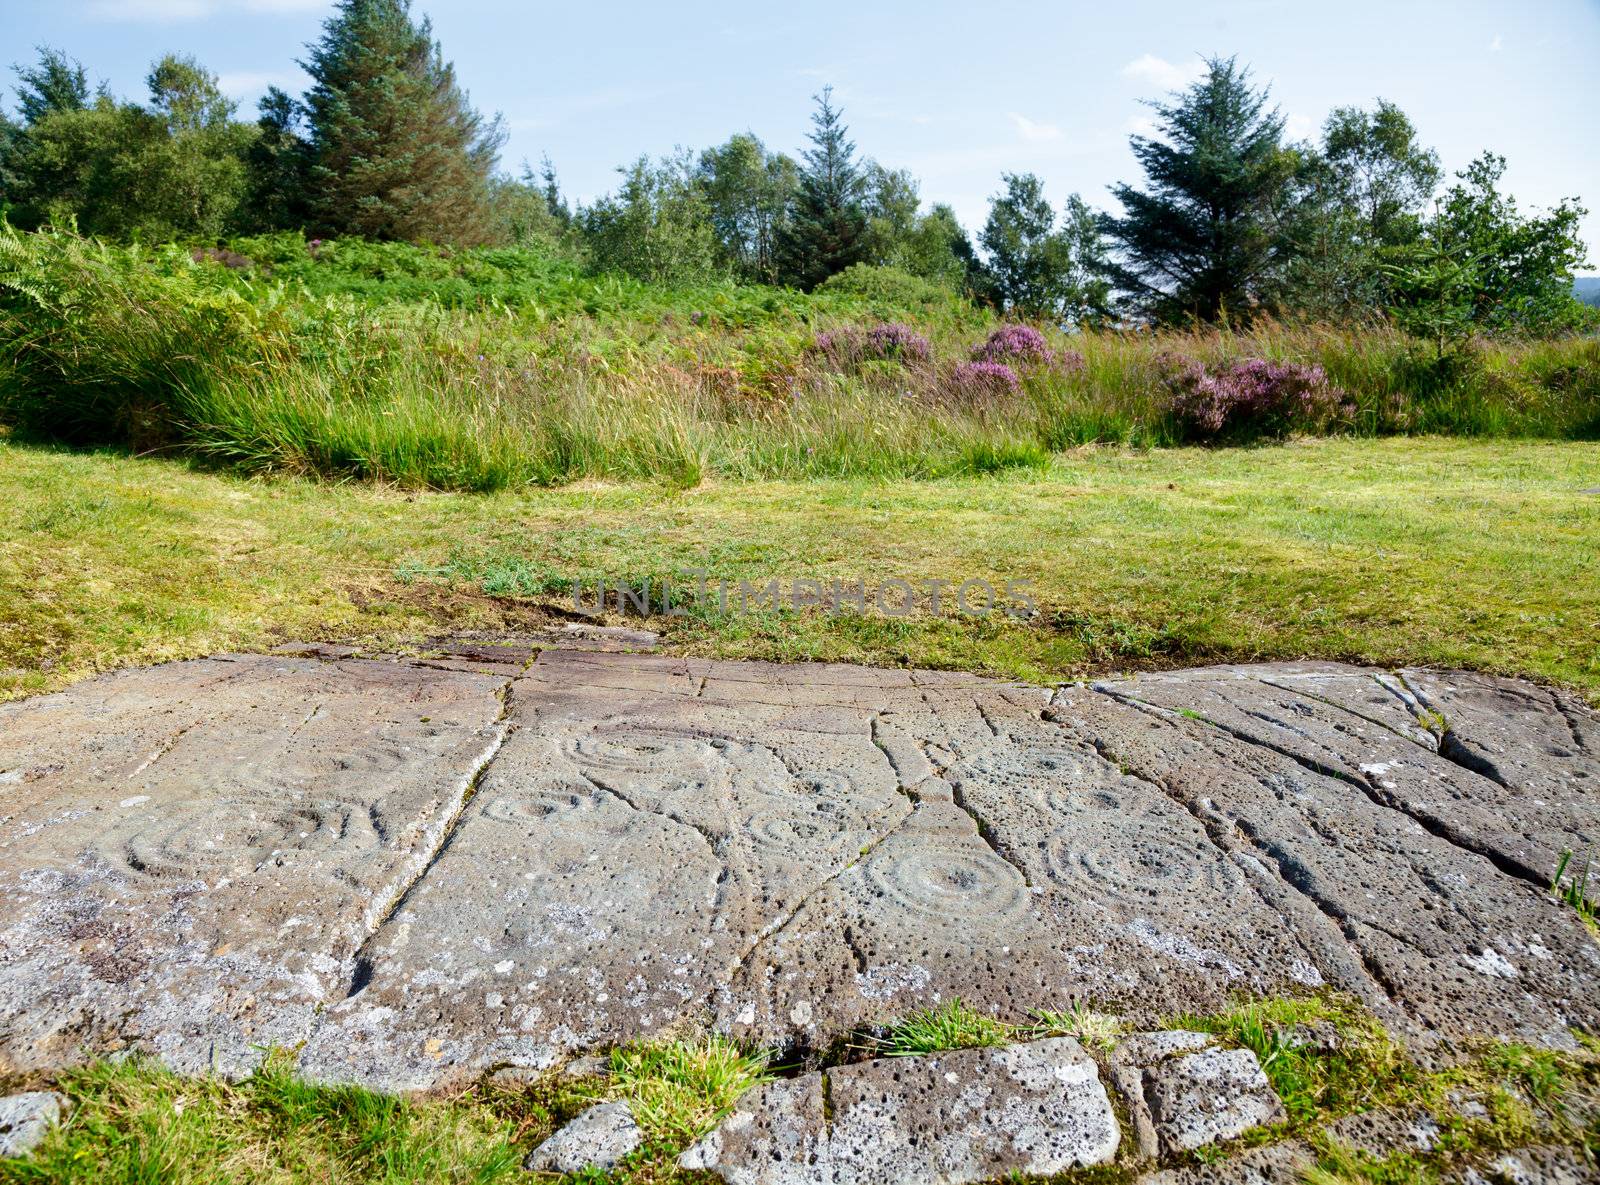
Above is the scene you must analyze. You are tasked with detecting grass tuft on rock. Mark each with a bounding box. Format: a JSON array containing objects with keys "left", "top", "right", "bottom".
[
  {"left": 876, "top": 999, "right": 1015, "bottom": 1057},
  {"left": 602, "top": 1035, "right": 773, "bottom": 1149},
  {"left": 1167, "top": 994, "right": 1421, "bottom": 1130}
]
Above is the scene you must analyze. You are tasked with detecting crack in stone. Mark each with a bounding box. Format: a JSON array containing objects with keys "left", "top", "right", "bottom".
[
  {"left": 128, "top": 718, "right": 203, "bottom": 777},
  {"left": 575, "top": 771, "right": 723, "bottom": 860},
  {"left": 718, "top": 726, "right": 917, "bottom": 990},
  {"left": 1553, "top": 696, "right": 1593, "bottom": 754},
  {"left": 947, "top": 778, "right": 1033, "bottom": 889},
  {"left": 718, "top": 799, "right": 916, "bottom": 989},
  {"left": 341, "top": 679, "right": 517, "bottom": 1000},
  {"left": 1071, "top": 729, "right": 1374, "bottom": 1009},
  {"left": 1078, "top": 689, "right": 1412, "bottom": 1012},
  {"left": 1258, "top": 676, "right": 1440, "bottom": 752},
  {"left": 1096, "top": 684, "right": 1552, "bottom": 894},
  {"left": 1228, "top": 817, "right": 1408, "bottom": 1008}
]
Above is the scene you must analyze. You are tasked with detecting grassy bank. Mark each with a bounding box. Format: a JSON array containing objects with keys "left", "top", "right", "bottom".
[
  {"left": 2, "top": 998, "right": 1594, "bottom": 1184},
  {"left": 2, "top": 229, "right": 1597, "bottom": 492},
  {"left": 3, "top": 436, "right": 1596, "bottom": 704}
]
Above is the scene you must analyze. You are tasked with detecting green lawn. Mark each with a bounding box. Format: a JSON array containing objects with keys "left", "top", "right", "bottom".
[{"left": 3, "top": 435, "right": 1597, "bottom": 704}]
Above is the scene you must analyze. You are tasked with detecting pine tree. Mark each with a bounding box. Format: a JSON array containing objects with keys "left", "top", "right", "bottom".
[
  {"left": 1101, "top": 57, "right": 1301, "bottom": 324},
  {"left": 777, "top": 87, "right": 867, "bottom": 290},
  {"left": 300, "top": 0, "right": 504, "bottom": 244}
]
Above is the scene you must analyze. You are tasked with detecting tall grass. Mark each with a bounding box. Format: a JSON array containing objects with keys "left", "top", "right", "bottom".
[{"left": 2, "top": 226, "right": 1596, "bottom": 491}]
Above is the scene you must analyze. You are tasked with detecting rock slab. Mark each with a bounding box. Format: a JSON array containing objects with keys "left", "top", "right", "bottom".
[
  {"left": 1143, "top": 1047, "right": 1286, "bottom": 1153},
  {"left": 2, "top": 651, "right": 1598, "bottom": 1089},
  {"left": 681, "top": 1037, "right": 1119, "bottom": 1184},
  {"left": 524, "top": 1100, "right": 642, "bottom": 1173},
  {"left": 0, "top": 1090, "right": 65, "bottom": 1159}
]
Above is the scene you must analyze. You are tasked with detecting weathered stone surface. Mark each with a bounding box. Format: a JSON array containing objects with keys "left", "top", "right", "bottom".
[
  {"left": 1050, "top": 680, "right": 1600, "bottom": 1048},
  {"left": 1466, "top": 1145, "right": 1599, "bottom": 1184},
  {"left": 1143, "top": 1047, "right": 1285, "bottom": 1153},
  {"left": 524, "top": 1100, "right": 641, "bottom": 1173},
  {"left": 679, "top": 1073, "right": 828, "bottom": 1185},
  {"left": 0, "top": 1090, "right": 65, "bottom": 1158},
  {"left": 300, "top": 651, "right": 911, "bottom": 1088},
  {"left": 0, "top": 654, "right": 510, "bottom": 1075},
  {"left": 1094, "top": 662, "right": 1600, "bottom": 890},
  {"left": 1322, "top": 1106, "right": 1440, "bottom": 1156},
  {"left": 682, "top": 1038, "right": 1118, "bottom": 1184},
  {"left": 2, "top": 648, "right": 1597, "bottom": 1094},
  {"left": 1107, "top": 1030, "right": 1217, "bottom": 1158},
  {"left": 1136, "top": 1139, "right": 1315, "bottom": 1184}
]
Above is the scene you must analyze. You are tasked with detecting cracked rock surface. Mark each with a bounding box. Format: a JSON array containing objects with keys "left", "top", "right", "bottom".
[
  {"left": 681, "top": 1037, "right": 1120, "bottom": 1184},
  {"left": 1, "top": 649, "right": 1597, "bottom": 1089}
]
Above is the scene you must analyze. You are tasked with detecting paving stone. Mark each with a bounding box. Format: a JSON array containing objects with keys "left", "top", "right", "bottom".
[
  {"left": 1322, "top": 1106, "right": 1441, "bottom": 1156},
  {"left": 679, "top": 1073, "right": 828, "bottom": 1185},
  {"left": 524, "top": 1100, "right": 641, "bottom": 1173},
  {"left": 1107, "top": 1030, "right": 1216, "bottom": 1158},
  {"left": 1144, "top": 1047, "right": 1286, "bottom": 1153},
  {"left": 682, "top": 1038, "right": 1119, "bottom": 1184},
  {"left": 0, "top": 1091, "right": 66, "bottom": 1159}
]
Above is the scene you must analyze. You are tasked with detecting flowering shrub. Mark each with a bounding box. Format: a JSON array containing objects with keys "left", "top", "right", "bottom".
[
  {"left": 1162, "top": 355, "right": 1351, "bottom": 441},
  {"left": 815, "top": 323, "right": 931, "bottom": 370},
  {"left": 941, "top": 360, "right": 1021, "bottom": 406},
  {"left": 864, "top": 322, "right": 932, "bottom": 365},
  {"left": 972, "top": 325, "right": 1052, "bottom": 365},
  {"left": 1050, "top": 349, "right": 1087, "bottom": 375}
]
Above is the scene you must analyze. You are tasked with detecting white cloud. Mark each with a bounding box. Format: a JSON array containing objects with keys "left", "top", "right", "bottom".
[
  {"left": 1122, "top": 114, "right": 1158, "bottom": 138},
  {"left": 1285, "top": 113, "right": 1317, "bottom": 140},
  {"left": 1008, "top": 112, "right": 1062, "bottom": 143},
  {"left": 85, "top": 0, "right": 326, "bottom": 21},
  {"left": 1489, "top": 34, "right": 1504, "bottom": 52},
  {"left": 1120, "top": 53, "right": 1205, "bottom": 91}
]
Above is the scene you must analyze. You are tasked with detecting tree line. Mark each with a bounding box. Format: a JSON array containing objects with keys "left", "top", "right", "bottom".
[{"left": 0, "top": 0, "right": 1590, "bottom": 337}]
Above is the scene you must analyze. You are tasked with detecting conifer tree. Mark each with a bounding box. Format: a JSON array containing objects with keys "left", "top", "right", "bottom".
[
  {"left": 300, "top": 0, "right": 503, "bottom": 244},
  {"left": 1101, "top": 57, "right": 1301, "bottom": 323},
  {"left": 13, "top": 47, "right": 90, "bottom": 126},
  {"left": 777, "top": 87, "right": 867, "bottom": 290}
]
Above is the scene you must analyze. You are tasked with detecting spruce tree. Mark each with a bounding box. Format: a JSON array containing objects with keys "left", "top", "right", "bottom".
[
  {"left": 1101, "top": 57, "right": 1300, "bottom": 323},
  {"left": 300, "top": 0, "right": 504, "bottom": 244},
  {"left": 777, "top": 87, "right": 867, "bottom": 290}
]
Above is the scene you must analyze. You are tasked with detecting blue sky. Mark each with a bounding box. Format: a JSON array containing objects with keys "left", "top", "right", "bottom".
[{"left": 6, "top": 0, "right": 1598, "bottom": 257}]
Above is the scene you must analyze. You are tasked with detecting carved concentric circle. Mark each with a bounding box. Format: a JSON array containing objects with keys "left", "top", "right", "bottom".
[
  {"left": 863, "top": 847, "right": 1029, "bottom": 921},
  {"left": 1042, "top": 826, "right": 1246, "bottom": 902},
  {"left": 743, "top": 804, "right": 851, "bottom": 853},
  {"left": 111, "top": 800, "right": 355, "bottom": 879},
  {"left": 792, "top": 769, "right": 859, "bottom": 803},
  {"left": 563, "top": 730, "right": 716, "bottom": 772},
  {"left": 480, "top": 786, "right": 597, "bottom": 825}
]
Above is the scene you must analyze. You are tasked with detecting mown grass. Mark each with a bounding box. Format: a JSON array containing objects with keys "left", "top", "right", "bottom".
[
  {"left": 2, "top": 228, "right": 1597, "bottom": 493},
  {"left": 3, "top": 436, "right": 1597, "bottom": 705}
]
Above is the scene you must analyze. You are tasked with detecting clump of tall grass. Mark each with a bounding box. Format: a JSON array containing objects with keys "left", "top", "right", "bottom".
[{"left": 2, "top": 226, "right": 1596, "bottom": 492}]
